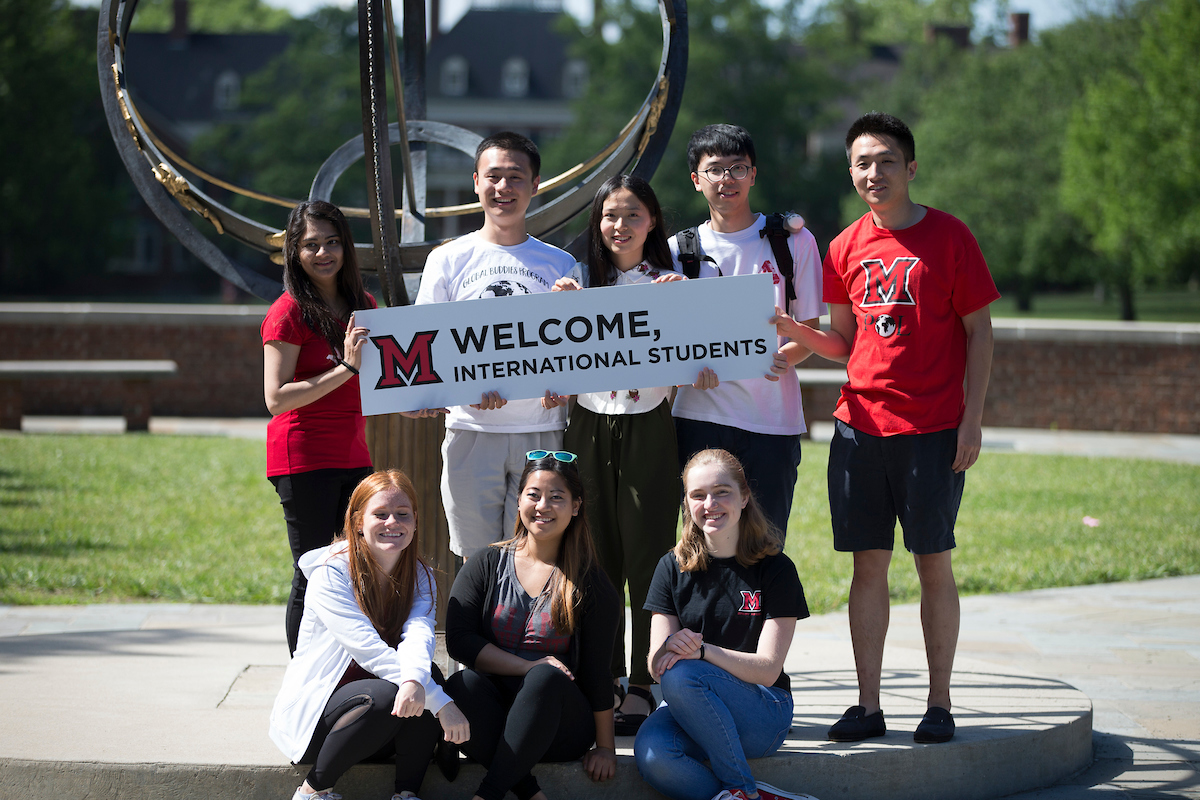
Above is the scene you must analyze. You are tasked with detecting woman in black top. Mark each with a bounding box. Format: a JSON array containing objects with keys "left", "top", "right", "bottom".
[
  {"left": 634, "top": 449, "right": 813, "bottom": 800},
  {"left": 445, "top": 451, "right": 620, "bottom": 800}
]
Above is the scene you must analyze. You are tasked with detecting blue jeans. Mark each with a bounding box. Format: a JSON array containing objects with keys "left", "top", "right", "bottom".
[{"left": 634, "top": 660, "right": 793, "bottom": 800}]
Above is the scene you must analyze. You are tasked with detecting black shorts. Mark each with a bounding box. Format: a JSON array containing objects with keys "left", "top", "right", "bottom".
[{"left": 827, "top": 419, "right": 964, "bottom": 555}]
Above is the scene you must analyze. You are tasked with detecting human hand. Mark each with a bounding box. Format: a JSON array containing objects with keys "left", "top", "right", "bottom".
[
  {"left": 686, "top": 367, "right": 719, "bottom": 391},
  {"left": 552, "top": 277, "right": 583, "bottom": 292},
  {"left": 392, "top": 680, "right": 426, "bottom": 717},
  {"left": 652, "top": 272, "right": 686, "bottom": 283},
  {"left": 541, "top": 390, "right": 570, "bottom": 409},
  {"left": 651, "top": 629, "right": 703, "bottom": 678},
  {"left": 953, "top": 420, "right": 982, "bottom": 472},
  {"left": 399, "top": 407, "right": 448, "bottom": 419},
  {"left": 764, "top": 350, "right": 789, "bottom": 382},
  {"left": 342, "top": 312, "right": 371, "bottom": 371},
  {"left": 529, "top": 655, "right": 574, "bottom": 680},
  {"left": 582, "top": 746, "right": 617, "bottom": 781},
  {"left": 665, "top": 628, "right": 703, "bottom": 657},
  {"left": 436, "top": 701, "right": 471, "bottom": 744},
  {"left": 469, "top": 391, "right": 507, "bottom": 411},
  {"left": 769, "top": 305, "right": 804, "bottom": 341}
]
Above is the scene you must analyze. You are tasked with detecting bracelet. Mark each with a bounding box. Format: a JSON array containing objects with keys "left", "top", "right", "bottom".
[
  {"left": 339, "top": 359, "right": 359, "bottom": 375},
  {"left": 698, "top": 643, "right": 705, "bottom": 661}
]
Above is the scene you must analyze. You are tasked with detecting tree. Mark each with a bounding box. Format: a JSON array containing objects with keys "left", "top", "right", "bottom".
[
  {"left": 542, "top": 0, "right": 844, "bottom": 242},
  {"left": 804, "top": 0, "right": 976, "bottom": 48},
  {"left": 1061, "top": 0, "right": 1200, "bottom": 319},
  {"left": 128, "top": 0, "right": 292, "bottom": 32},
  {"left": 190, "top": 7, "right": 367, "bottom": 233},
  {"left": 910, "top": 11, "right": 1143, "bottom": 310},
  {"left": 0, "top": 1, "right": 128, "bottom": 293}
]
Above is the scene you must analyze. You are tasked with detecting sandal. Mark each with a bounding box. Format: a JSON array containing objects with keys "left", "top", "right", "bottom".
[{"left": 614, "top": 685, "right": 655, "bottom": 736}]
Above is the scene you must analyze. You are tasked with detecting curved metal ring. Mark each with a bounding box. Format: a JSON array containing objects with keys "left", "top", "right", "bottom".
[{"left": 98, "top": 0, "right": 687, "bottom": 301}]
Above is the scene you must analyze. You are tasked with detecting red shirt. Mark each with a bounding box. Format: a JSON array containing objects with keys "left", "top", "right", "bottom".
[
  {"left": 261, "top": 291, "right": 376, "bottom": 476},
  {"left": 823, "top": 208, "right": 1000, "bottom": 436}
]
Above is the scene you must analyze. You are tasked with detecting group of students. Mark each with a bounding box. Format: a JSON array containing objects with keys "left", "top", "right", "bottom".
[{"left": 260, "top": 110, "right": 999, "bottom": 800}]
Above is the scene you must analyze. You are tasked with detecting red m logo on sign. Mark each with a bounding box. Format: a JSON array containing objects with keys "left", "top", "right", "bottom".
[
  {"left": 372, "top": 332, "right": 443, "bottom": 389},
  {"left": 860, "top": 257, "right": 918, "bottom": 307}
]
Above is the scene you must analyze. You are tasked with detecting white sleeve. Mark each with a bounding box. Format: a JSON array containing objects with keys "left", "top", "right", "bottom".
[
  {"left": 305, "top": 564, "right": 440, "bottom": 703},
  {"left": 415, "top": 250, "right": 450, "bottom": 305},
  {"left": 789, "top": 228, "right": 825, "bottom": 321},
  {"left": 394, "top": 565, "right": 452, "bottom": 714}
]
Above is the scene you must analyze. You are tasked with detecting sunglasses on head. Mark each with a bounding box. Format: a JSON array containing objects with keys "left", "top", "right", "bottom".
[{"left": 526, "top": 450, "right": 578, "bottom": 463}]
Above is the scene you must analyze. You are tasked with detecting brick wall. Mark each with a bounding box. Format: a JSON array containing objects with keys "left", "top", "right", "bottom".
[
  {"left": 0, "top": 303, "right": 266, "bottom": 418},
  {"left": 796, "top": 318, "right": 1200, "bottom": 434},
  {"left": 2, "top": 305, "right": 1199, "bottom": 434}
]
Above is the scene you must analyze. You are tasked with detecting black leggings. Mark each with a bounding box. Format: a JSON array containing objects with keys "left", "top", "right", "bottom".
[
  {"left": 270, "top": 466, "right": 373, "bottom": 654},
  {"left": 446, "top": 664, "right": 596, "bottom": 800},
  {"left": 300, "top": 679, "right": 441, "bottom": 794}
]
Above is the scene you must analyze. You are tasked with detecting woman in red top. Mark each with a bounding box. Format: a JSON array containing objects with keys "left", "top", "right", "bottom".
[{"left": 262, "top": 200, "right": 377, "bottom": 654}]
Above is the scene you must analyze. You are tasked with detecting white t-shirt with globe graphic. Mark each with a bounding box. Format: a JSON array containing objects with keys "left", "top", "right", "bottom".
[{"left": 415, "top": 231, "right": 579, "bottom": 432}]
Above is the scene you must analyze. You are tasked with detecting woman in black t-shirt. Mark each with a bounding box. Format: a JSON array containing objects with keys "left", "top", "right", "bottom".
[{"left": 634, "top": 449, "right": 814, "bottom": 800}]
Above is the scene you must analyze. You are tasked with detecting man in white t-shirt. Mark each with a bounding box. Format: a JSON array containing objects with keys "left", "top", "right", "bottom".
[
  {"left": 414, "top": 132, "right": 577, "bottom": 557},
  {"left": 669, "top": 124, "right": 824, "bottom": 536}
]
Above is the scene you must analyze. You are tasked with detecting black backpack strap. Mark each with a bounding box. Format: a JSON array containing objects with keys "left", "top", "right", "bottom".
[
  {"left": 673, "top": 226, "right": 717, "bottom": 279},
  {"left": 761, "top": 212, "right": 796, "bottom": 308}
]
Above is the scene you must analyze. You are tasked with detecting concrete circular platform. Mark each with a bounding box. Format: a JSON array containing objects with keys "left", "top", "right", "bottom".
[{"left": 0, "top": 606, "right": 1091, "bottom": 800}]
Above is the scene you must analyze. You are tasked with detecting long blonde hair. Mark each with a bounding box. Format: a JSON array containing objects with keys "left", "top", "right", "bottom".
[
  {"left": 674, "top": 449, "right": 781, "bottom": 573},
  {"left": 335, "top": 469, "right": 433, "bottom": 647},
  {"left": 495, "top": 456, "right": 596, "bottom": 635}
]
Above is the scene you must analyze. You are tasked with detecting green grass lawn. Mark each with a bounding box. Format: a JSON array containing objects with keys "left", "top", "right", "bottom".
[
  {"left": 2, "top": 435, "right": 1199, "bottom": 612},
  {"left": 785, "top": 444, "right": 1200, "bottom": 613},
  {"left": 990, "top": 288, "right": 1200, "bottom": 323}
]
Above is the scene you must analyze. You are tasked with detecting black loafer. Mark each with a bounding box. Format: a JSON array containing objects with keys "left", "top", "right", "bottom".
[
  {"left": 914, "top": 706, "right": 955, "bottom": 743},
  {"left": 828, "top": 705, "right": 886, "bottom": 742}
]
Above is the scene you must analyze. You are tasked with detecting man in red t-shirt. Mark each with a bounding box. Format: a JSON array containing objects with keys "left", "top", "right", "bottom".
[{"left": 773, "top": 112, "right": 998, "bottom": 745}]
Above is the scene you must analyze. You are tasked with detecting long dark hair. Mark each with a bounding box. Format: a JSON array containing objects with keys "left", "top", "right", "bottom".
[
  {"left": 495, "top": 455, "right": 597, "bottom": 635},
  {"left": 675, "top": 449, "right": 781, "bottom": 573},
  {"left": 282, "top": 200, "right": 370, "bottom": 354},
  {"left": 586, "top": 174, "right": 673, "bottom": 288},
  {"left": 334, "top": 469, "right": 433, "bottom": 648}
]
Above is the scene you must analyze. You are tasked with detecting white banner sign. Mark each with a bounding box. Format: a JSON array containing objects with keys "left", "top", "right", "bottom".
[{"left": 356, "top": 272, "right": 777, "bottom": 415}]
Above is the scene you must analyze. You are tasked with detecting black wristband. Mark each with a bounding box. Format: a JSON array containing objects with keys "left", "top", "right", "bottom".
[
  {"left": 339, "top": 359, "right": 359, "bottom": 375},
  {"left": 698, "top": 643, "right": 705, "bottom": 661}
]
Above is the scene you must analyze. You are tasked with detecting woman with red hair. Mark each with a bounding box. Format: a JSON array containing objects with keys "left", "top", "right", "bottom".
[{"left": 270, "top": 469, "right": 469, "bottom": 800}]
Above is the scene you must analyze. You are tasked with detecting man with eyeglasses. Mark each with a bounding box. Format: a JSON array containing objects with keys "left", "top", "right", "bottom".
[{"left": 668, "top": 124, "right": 824, "bottom": 538}]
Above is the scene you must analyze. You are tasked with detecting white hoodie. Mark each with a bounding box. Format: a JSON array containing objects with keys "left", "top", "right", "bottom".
[{"left": 269, "top": 542, "right": 451, "bottom": 762}]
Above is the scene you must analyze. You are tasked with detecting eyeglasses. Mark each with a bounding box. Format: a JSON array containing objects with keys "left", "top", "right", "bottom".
[
  {"left": 526, "top": 450, "right": 578, "bottom": 463},
  {"left": 698, "top": 164, "right": 752, "bottom": 182}
]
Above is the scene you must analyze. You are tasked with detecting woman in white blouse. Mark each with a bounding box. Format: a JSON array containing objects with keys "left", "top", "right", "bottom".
[{"left": 270, "top": 470, "right": 469, "bottom": 800}]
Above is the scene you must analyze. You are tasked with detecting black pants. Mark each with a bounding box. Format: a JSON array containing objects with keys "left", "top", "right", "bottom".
[
  {"left": 300, "top": 679, "right": 441, "bottom": 794},
  {"left": 446, "top": 664, "right": 596, "bottom": 800},
  {"left": 564, "top": 401, "right": 679, "bottom": 685},
  {"left": 271, "top": 466, "right": 373, "bottom": 654}
]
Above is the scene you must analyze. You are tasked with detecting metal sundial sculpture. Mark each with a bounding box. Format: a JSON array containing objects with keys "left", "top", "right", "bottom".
[{"left": 97, "top": 0, "right": 688, "bottom": 307}]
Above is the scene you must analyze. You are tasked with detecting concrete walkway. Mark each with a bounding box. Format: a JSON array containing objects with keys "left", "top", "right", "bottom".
[{"left": 1, "top": 577, "right": 1197, "bottom": 799}]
